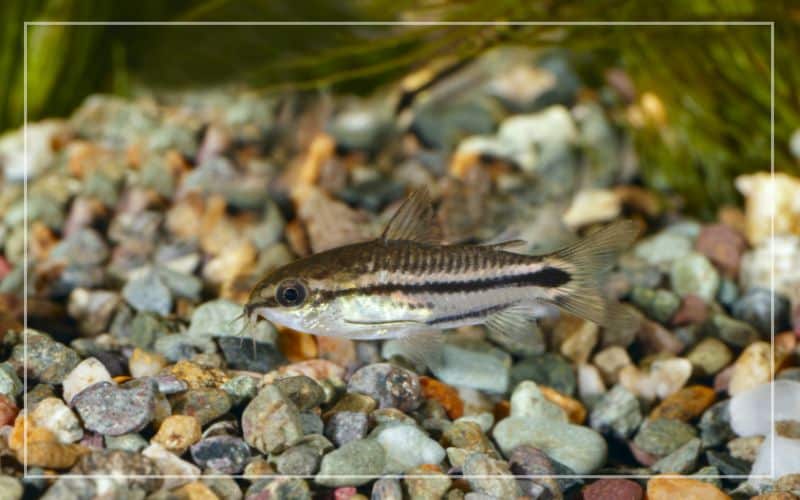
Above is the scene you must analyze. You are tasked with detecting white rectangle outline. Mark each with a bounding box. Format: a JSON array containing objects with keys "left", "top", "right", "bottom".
[{"left": 21, "top": 20, "right": 775, "bottom": 482}]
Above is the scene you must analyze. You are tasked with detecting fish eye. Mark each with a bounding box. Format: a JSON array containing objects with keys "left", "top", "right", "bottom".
[{"left": 276, "top": 280, "right": 307, "bottom": 307}]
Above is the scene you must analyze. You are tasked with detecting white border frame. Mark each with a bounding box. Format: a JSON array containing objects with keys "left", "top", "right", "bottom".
[{"left": 21, "top": 20, "right": 776, "bottom": 482}]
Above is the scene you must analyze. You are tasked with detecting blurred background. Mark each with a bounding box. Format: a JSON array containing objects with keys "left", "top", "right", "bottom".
[{"left": 0, "top": 1, "right": 798, "bottom": 214}]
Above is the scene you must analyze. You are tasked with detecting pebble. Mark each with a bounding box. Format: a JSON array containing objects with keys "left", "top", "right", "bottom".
[
  {"left": 633, "top": 418, "right": 698, "bottom": 458},
  {"left": 30, "top": 397, "right": 83, "bottom": 443},
  {"left": 619, "top": 357, "right": 692, "bottom": 400},
  {"left": 687, "top": 338, "right": 733, "bottom": 376},
  {"left": 221, "top": 374, "right": 258, "bottom": 404},
  {"left": 730, "top": 380, "right": 800, "bottom": 437},
  {"left": 316, "top": 438, "right": 386, "bottom": 487},
  {"left": 241, "top": 384, "right": 303, "bottom": 454},
  {"left": 442, "top": 421, "right": 498, "bottom": 461},
  {"left": 557, "top": 314, "right": 599, "bottom": 363},
  {"left": 152, "top": 415, "right": 202, "bottom": 455},
  {"left": 371, "top": 477, "right": 403, "bottom": 500},
  {"left": 0, "top": 362, "right": 23, "bottom": 397},
  {"left": 10, "top": 416, "right": 86, "bottom": 469},
  {"left": 509, "top": 381, "right": 568, "bottom": 422},
  {"left": 105, "top": 433, "right": 149, "bottom": 453},
  {"left": 11, "top": 331, "right": 80, "bottom": 384},
  {"left": 173, "top": 482, "right": 219, "bottom": 500},
  {"left": 699, "top": 400, "right": 736, "bottom": 447},
  {"left": 649, "top": 385, "right": 716, "bottom": 422},
  {"left": 72, "top": 379, "right": 156, "bottom": 436},
  {"left": 651, "top": 437, "right": 701, "bottom": 474},
  {"left": 122, "top": 268, "right": 173, "bottom": 316},
  {"left": 142, "top": 442, "right": 201, "bottom": 489},
  {"left": 62, "top": 357, "right": 113, "bottom": 404},
  {"left": 273, "top": 435, "right": 332, "bottom": 475},
  {"left": 170, "top": 388, "right": 232, "bottom": 426},
  {"left": 582, "top": 478, "right": 643, "bottom": 500},
  {"left": 634, "top": 231, "right": 693, "bottom": 270},
  {"left": 593, "top": 346, "right": 633, "bottom": 385},
  {"left": 646, "top": 475, "right": 731, "bottom": 500},
  {"left": 419, "top": 376, "right": 464, "bottom": 419},
  {"left": 0, "top": 476, "right": 23, "bottom": 500},
  {"left": 129, "top": 348, "right": 168, "bottom": 378},
  {"left": 630, "top": 288, "right": 681, "bottom": 325},
  {"left": 248, "top": 477, "right": 312, "bottom": 499},
  {"left": 578, "top": 363, "right": 607, "bottom": 402},
  {"left": 218, "top": 337, "right": 286, "bottom": 372},
  {"left": 190, "top": 436, "right": 251, "bottom": 474},
  {"left": 589, "top": 385, "right": 643, "bottom": 439},
  {"left": 166, "top": 359, "right": 229, "bottom": 389},
  {"left": 511, "top": 352, "right": 576, "bottom": 395},
  {"left": 493, "top": 416, "right": 607, "bottom": 474},
  {"left": 347, "top": 363, "right": 421, "bottom": 412},
  {"left": 274, "top": 375, "right": 326, "bottom": 411},
  {"left": 429, "top": 338, "right": 512, "bottom": 394},
  {"left": 728, "top": 341, "right": 771, "bottom": 396},
  {"left": 727, "top": 435, "right": 764, "bottom": 462},
  {"left": 373, "top": 423, "right": 446, "bottom": 473},
  {"left": 637, "top": 318, "right": 684, "bottom": 355},
  {"left": 404, "top": 464, "right": 452, "bottom": 500},
  {"left": 671, "top": 294, "right": 710, "bottom": 325},
  {"left": 507, "top": 445, "right": 561, "bottom": 499},
  {"left": 708, "top": 313, "right": 761, "bottom": 348},
  {"left": 0, "top": 394, "right": 19, "bottom": 426},
  {"left": 670, "top": 252, "right": 720, "bottom": 302},
  {"left": 325, "top": 411, "right": 370, "bottom": 447},
  {"left": 462, "top": 452, "right": 523, "bottom": 499},
  {"left": 695, "top": 223, "right": 747, "bottom": 278},
  {"left": 733, "top": 287, "right": 791, "bottom": 335}
]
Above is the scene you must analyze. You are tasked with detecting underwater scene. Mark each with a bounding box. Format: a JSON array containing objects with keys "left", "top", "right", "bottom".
[{"left": 0, "top": 7, "right": 799, "bottom": 500}]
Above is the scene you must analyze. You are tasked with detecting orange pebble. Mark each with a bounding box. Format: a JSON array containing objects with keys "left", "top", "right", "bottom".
[
  {"left": 112, "top": 375, "right": 133, "bottom": 384},
  {"left": 540, "top": 386, "right": 587, "bottom": 424},
  {"left": 420, "top": 376, "right": 464, "bottom": 419},
  {"left": 647, "top": 475, "right": 731, "bottom": 500},
  {"left": 277, "top": 327, "right": 318, "bottom": 362}
]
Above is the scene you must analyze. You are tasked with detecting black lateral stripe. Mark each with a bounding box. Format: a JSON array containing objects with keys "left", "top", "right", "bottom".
[
  {"left": 318, "top": 266, "right": 572, "bottom": 300},
  {"left": 428, "top": 302, "right": 512, "bottom": 325}
]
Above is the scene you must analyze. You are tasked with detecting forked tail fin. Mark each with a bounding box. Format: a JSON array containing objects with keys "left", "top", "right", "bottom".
[{"left": 546, "top": 220, "right": 640, "bottom": 331}]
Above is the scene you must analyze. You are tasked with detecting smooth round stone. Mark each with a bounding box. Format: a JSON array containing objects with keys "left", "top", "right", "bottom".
[
  {"left": 462, "top": 452, "right": 523, "bottom": 499},
  {"left": 169, "top": 388, "right": 232, "bottom": 426},
  {"left": 633, "top": 418, "right": 697, "bottom": 458},
  {"left": 404, "top": 464, "right": 451, "bottom": 500},
  {"left": 455, "top": 413, "right": 494, "bottom": 433},
  {"left": 373, "top": 423, "right": 446, "bottom": 474},
  {"left": 247, "top": 478, "right": 311, "bottom": 500},
  {"left": 708, "top": 313, "right": 761, "bottom": 348},
  {"left": 273, "top": 435, "right": 332, "bottom": 476},
  {"left": 190, "top": 436, "right": 251, "bottom": 474},
  {"left": 316, "top": 439, "right": 386, "bottom": 487},
  {"left": 509, "top": 381, "right": 568, "bottom": 422},
  {"left": 62, "top": 357, "right": 113, "bottom": 404},
  {"left": 511, "top": 353, "right": 576, "bottom": 396},
  {"left": 582, "top": 478, "right": 643, "bottom": 500},
  {"left": 670, "top": 253, "right": 720, "bottom": 302},
  {"left": 11, "top": 331, "right": 80, "bottom": 384},
  {"left": 634, "top": 232, "right": 692, "bottom": 270},
  {"left": 347, "top": 363, "right": 421, "bottom": 412},
  {"left": 274, "top": 375, "right": 326, "bottom": 411},
  {"left": 0, "top": 475, "right": 23, "bottom": 500},
  {"left": 493, "top": 416, "right": 607, "bottom": 474},
  {"left": 649, "top": 385, "right": 716, "bottom": 422},
  {"left": 646, "top": 476, "right": 730, "bottom": 500},
  {"left": 72, "top": 379, "right": 157, "bottom": 436},
  {"left": 128, "top": 348, "right": 167, "bottom": 378},
  {"left": 442, "top": 421, "right": 497, "bottom": 458},
  {"left": 733, "top": 287, "right": 791, "bottom": 335},
  {"left": 30, "top": 397, "right": 83, "bottom": 443},
  {"left": 589, "top": 385, "right": 642, "bottom": 439},
  {"left": 593, "top": 346, "right": 633, "bottom": 385},
  {"left": 687, "top": 338, "right": 733, "bottom": 376},
  {"left": 508, "top": 445, "right": 561, "bottom": 499},
  {"left": 427, "top": 338, "right": 512, "bottom": 394},
  {"left": 324, "top": 411, "right": 369, "bottom": 447},
  {"left": 300, "top": 411, "right": 323, "bottom": 435},
  {"left": 242, "top": 385, "right": 303, "bottom": 454},
  {"left": 630, "top": 288, "right": 681, "bottom": 325},
  {"left": 728, "top": 342, "right": 772, "bottom": 396},
  {"left": 0, "top": 362, "right": 23, "bottom": 397}
]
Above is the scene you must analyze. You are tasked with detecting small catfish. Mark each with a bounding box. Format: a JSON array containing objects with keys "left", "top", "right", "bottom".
[{"left": 243, "top": 188, "right": 638, "bottom": 365}]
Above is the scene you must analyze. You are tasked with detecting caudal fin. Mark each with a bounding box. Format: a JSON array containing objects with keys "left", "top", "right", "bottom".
[{"left": 546, "top": 220, "right": 639, "bottom": 329}]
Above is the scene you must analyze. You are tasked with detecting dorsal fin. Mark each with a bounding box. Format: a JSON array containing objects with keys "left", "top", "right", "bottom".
[{"left": 380, "top": 187, "right": 441, "bottom": 244}]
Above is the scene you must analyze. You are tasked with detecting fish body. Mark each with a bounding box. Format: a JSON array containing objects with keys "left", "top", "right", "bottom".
[{"left": 245, "top": 188, "right": 638, "bottom": 349}]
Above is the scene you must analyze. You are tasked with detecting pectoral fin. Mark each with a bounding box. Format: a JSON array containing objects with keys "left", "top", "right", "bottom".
[{"left": 485, "top": 305, "right": 543, "bottom": 346}]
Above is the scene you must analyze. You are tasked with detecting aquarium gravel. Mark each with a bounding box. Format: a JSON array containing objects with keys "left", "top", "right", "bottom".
[{"left": 0, "top": 49, "right": 798, "bottom": 500}]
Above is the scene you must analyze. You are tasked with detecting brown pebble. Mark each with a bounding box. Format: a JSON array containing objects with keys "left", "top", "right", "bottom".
[
  {"left": 317, "top": 336, "right": 356, "bottom": 367},
  {"left": 493, "top": 400, "right": 510, "bottom": 421},
  {"left": 0, "top": 394, "right": 19, "bottom": 426},
  {"left": 166, "top": 360, "right": 229, "bottom": 389},
  {"left": 751, "top": 493, "right": 800, "bottom": 500},
  {"left": 695, "top": 223, "right": 747, "bottom": 278},
  {"left": 152, "top": 415, "right": 202, "bottom": 455},
  {"left": 173, "top": 481, "right": 219, "bottom": 500},
  {"left": 671, "top": 294, "right": 709, "bottom": 326},
  {"left": 649, "top": 385, "right": 716, "bottom": 422},
  {"left": 582, "top": 478, "right": 643, "bottom": 500},
  {"left": 277, "top": 327, "right": 318, "bottom": 362}
]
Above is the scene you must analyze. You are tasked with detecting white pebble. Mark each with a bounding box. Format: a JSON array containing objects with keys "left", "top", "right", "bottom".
[
  {"left": 374, "top": 424, "right": 446, "bottom": 474},
  {"left": 509, "top": 381, "right": 567, "bottom": 422},
  {"left": 619, "top": 358, "right": 691, "bottom": 400},
  {"left": 62, "top": 357, "right": 112, "bottom": 404},
  {"left": 577, "top": 363, "right": 606, "bottom": 400},
  {"left": 30, "top": 397, "right": 83, "bottom": 443},
  {"left": 142, "top": 443, "right": 200, "bottom": 489},
  {"left": 730, "top": 380, "right": 800, "bottom": 437}
]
